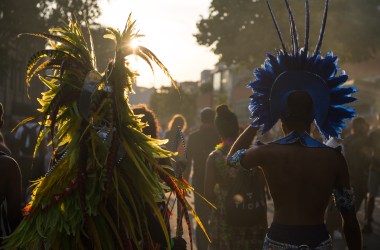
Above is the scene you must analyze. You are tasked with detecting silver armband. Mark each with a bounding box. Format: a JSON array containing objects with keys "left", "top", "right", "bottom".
[
  {"left": 332, "top": 187, "right": 355, "bottom": 213},
  {"left": 227, "top": 149, "right": 246, "bottom": 169}
]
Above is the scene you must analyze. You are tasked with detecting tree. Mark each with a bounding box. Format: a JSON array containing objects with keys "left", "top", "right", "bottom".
[
  {"left": 0, "top": 0, "right": 101, "bottom": 64},
  {"left": 0, "top": 0, "right": 102, "bottom": 116},
  {"left": 0, "top": 0, "right": 46, "bottom": 111},
  {"left": 195, "top": 0, "right": 380, "bottom": 69},
  {"left": 150, "top": 87, "right": 197, "bottom": 127},
  {"left": 37, "top": 0, "right": 100, "bottom": 27}
]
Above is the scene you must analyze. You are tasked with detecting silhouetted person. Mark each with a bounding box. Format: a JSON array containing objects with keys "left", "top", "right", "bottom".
[
  {"left": 363, "top": 116, "right": 380, "bottom": 234},
  {"left": 343, "top": 117, "right": 371, "bottom": 212},
  {"left": 205, "top": 105, "right": 267, "bottom": 249},
  {"left": 13, "top": 120, "right": 46, "bottom": 204},
  {"left": 165, "top": 114, "right": 187, "bottom": 153},
  {"left": 228, "top": 92, "right": 361, "bottom": 249},
  {"left": 164, "top": 114, "right": 188, "bottom": 185},
  {"left": 186, "top": 107, "right": 219, "bottom": 249},
  {"left": 133, "top": 105, "right": 187, "bottom": 250},
  {"left": 0, "top": 103, "right": 22, "bottom": 244}
]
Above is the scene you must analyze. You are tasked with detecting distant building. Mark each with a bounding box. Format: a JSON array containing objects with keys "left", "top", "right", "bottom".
[
  {"left": 200, "top": 70, "right": 212, "bottom": 85},
  {"left": 211, "top": 63, "right": 252, "bottom": 125},
  {"left": 179, "top": 81, "right": 199, "bottom": 94}
]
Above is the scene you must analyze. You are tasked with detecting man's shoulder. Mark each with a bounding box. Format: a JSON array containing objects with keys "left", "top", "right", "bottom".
[
  {"left": 0, "top": 153, "right": 18, "bottom": 169},
  {"left": 0, "top": 143, "right": 11, "bottom": 155},
  {"left": 258, "top": 141, "right": 343, "bottom": 157},
  {"left": 246, "top": 143, "right": 273, "bottom": 158},
  {"left": 0, "top": 154, "right": 20, "bottom": 183},
  {"left": 208, "top": 148, "right": 223, "bottom": 158},
  {"left": 189, "top": 127, "right": 218, "bottom": 140}
]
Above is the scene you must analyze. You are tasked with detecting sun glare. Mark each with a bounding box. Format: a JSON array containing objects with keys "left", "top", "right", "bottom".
[
  {"left": 129, "top": 39, "right": 140, "bottom": 50},
  {"left": 98, "top": 0, "right": 219, "bottom": 88}
]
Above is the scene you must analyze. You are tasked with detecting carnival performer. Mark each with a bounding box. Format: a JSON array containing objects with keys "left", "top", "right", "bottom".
[
  {"left": 227, "top": 0, "right": 361, "bottom": 249},
  {"left": 205, "top": 105, "right": 267, "bottom": 250},
  {"left": 4, "top": 15, "right": 203, "bottom": 249}
]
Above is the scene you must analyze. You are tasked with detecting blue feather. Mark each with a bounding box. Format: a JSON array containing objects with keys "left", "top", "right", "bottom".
[
  {"left": 248, "top": 47, "right": 356, "bottom": 138},
  {"left": 327, "top": 74, "right": 348, "bottom": 88},
  {"left": 267, "top": 53, "right": 284, "bottom": 75},
  {"left": 330, "top": 96, "right": 357, "bottom": 106},
  {"left": 253, "top": 68, "right": 275, "bottom": 83},
  {"left": 330, "top": 87, "right": 357, "bottom": 106},
  {"left": 320, "top": 106, "right": 355, "bottom": 137}
]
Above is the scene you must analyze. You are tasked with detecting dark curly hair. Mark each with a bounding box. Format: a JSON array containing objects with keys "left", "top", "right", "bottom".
[
  {"left": 215, "top": 104, "right": 239, "bottom": 139},
  {"left": 132, "top": 104, "right": 159, "bottom": 139}
]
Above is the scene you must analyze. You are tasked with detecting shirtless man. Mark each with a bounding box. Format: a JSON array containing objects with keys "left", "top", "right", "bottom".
[
  {"left": 225, "top": 0, "right": 362, "bottom": 248},
  {"left": 227, "top": 92, "right": 361, "bottom": 249},
  {"left": 0, "top": 103, "right": 22, "bottom": 240}
]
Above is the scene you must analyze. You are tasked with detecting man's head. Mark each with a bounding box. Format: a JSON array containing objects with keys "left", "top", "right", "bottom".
[
  {"left": 352, "top": 117, "right": 369, "bottom": 136},
  {"left": 200, "top": 107, "right": 215, "bottom": 124},
  {"left": 0, "top": 103, "right": 4, "bottom": 129},
  {"left": 281, "top": 91, "right": 313, "bottom": 133}
]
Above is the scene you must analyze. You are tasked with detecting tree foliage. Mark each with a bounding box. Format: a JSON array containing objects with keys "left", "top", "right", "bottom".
[
  {"left": 0, "top": 1, "right": 44, "bottom": 65},
  {"left": 150, "top": 87, "right": 197, "bottom": 127},
  {"left": 37, "top": 0, "right": 100, "bottom": 27},
  {"left": 195, "top": 0, "right": 380, "bottom": 68},
  {"left": 0, "top": 0, "right": 101, "bottom": 59},
  {"left": 0, "top": 0, "right": 102, "bottom": 112}
]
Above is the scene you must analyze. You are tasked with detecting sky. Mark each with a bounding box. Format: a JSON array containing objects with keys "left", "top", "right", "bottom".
[{"left": 98, "top": 0, "right": 218, "bottom": 88}]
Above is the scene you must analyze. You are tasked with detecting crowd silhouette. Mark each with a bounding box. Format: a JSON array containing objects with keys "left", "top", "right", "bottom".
[{"left": 2, "top": 98, "right": 380, "bottom": 249}]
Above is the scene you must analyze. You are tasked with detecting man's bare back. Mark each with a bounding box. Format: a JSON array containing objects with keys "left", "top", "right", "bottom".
[
  {"left": 243, "top": 142, "right": 346, "bottom": 225},
  {"left": 228, "top": 126, "right": 361, "bottom": 249}
]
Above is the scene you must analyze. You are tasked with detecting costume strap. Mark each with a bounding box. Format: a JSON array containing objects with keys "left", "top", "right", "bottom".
[{"left": 270, "top": 131, "right": 328, "bottom": 148}]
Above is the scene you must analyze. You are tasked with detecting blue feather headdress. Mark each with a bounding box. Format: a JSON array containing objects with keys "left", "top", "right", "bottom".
[{"left": 248, "top": 0, "right": 357, "bottom": 139}]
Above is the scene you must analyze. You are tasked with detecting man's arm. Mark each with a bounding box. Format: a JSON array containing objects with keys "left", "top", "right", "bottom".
[
  {"left": 334, "top": 153, "right": 362, "bottom": 249},
  {"left": 4, "top": 156, "right": 22, "bottom": 230},
  {"left": 342, "top": 208, "right": 362, "bottom": 249},
  {"left": 227, "top": 126, "right": 259, "bottom": 166}
]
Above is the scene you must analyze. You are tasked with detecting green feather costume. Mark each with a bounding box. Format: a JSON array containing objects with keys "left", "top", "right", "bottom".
[{"left": 4, "top": 16, "right": 207, "bottom": 249}]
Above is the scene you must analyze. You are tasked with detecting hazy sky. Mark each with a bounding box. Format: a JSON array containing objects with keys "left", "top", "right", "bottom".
[{"left": 98, "top": 0, "right": 218, "bottom": 88}]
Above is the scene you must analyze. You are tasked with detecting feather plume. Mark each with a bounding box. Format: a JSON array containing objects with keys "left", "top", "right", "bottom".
[{"left": 6, "top": 16, "right": 198, "bottom": 250}]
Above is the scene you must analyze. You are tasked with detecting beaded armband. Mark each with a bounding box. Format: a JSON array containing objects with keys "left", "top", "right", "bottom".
[
  {"left": 227, "top": 149, "right": 247, "bottom": 169},
  {"left": 332, "top": 187, "right": 355, "bottom": 213}
]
